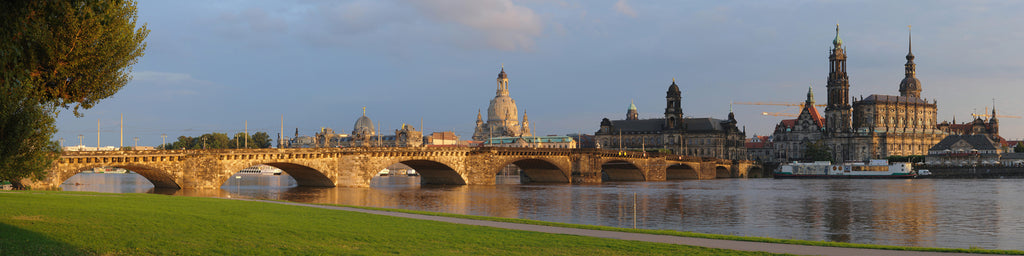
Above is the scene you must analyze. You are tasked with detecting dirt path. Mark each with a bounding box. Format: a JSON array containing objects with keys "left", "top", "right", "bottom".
[{"left": 253, "top": 199, "right": 996, "bottom": 256}]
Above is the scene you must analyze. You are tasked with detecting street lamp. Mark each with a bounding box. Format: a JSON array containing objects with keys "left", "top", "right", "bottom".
[
  {"left": 78, "top": 134, "right": 84, "bottom": 147},
  {"left": 133, "top": 137, "right": 139, "bottom": 148}
]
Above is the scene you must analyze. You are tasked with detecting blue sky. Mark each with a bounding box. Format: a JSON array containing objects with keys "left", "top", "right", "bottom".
[{"left": 55, "top": 0, "right": 1024, "bottom": 147}]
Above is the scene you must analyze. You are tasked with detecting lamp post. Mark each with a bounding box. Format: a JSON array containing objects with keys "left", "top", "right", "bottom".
[
  {"left": 133, "top": 137, "right": 139, "bottom": 149},
  {"left": 78, "top": 134, "right": 84, "bottom": 147},
  {"left": 161, "top": 134, "right": 167, "bottom": 150}
]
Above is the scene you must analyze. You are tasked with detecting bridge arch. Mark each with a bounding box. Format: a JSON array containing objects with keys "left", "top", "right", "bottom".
[
  {"left": 368, "top": 159, "right": 466, "bottom": 185},
  {"left": 220, "top": 161, "right": 334, "bottom": 187},
  {"left": 493, "top": 157, "right": 571, "bottom": 183},
  {"left": 746, "top": 165, "right": 765, "bottom": 178},
  {"left": 599, "top": 159, "right": 646, "bottom": 181},
  {"left": 715, "top": 166, "right": 731, "bottom": 178},
  {"left": 61, "top": 164, "right": 180, "bottom": 189},
  {"left": 666, "top": 163, "right": 699, "bottom": 180}
]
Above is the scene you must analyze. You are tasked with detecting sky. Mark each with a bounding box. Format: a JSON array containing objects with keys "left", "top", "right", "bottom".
[{"left": 54, "top": 0, "right": 1024, "bottom": 148}]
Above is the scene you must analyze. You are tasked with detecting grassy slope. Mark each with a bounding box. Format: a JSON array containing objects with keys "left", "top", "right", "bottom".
[
  {"left": 0, "top": 191, "right": 781, "bottom": 256},
  {"left": 341, "top": 205, "right": 1024, "bottom": 255}
]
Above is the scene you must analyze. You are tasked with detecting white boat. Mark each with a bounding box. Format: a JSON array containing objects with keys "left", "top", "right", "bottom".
[
  {"left": 774, "top": 159, "right": 917, "bottom": 179},
  {"left": 378, "top": 168, "right": 390, "bottom": 176},
  {"left": 406, "top": 169, "right": 418, "bottom": 176},
  {"left": 238, "top": 165, "right": 283, "bottom": 175}
]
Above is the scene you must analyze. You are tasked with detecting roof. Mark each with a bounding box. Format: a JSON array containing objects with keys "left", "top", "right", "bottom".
[
  {"left": 857, "top": 94, "right": 930, "bottom": 105},
  {"left": 928, "top": 134, "right": 998, "bottom": 151},
  {"left": 606, "top": 117, "right": 730, "bottom": 133},
  {"left": 778, "top": 119, "right": 796, "bottom": 129},
  {"left": 805, "top": 105, "right": 825, "bottom": 128}
]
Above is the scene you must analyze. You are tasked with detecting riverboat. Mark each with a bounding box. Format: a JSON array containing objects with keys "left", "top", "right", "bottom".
[
  {"left": 406, "top": 169, "right": 419, "bottom": 176},
  {"left": 238, "top": 165, "right": 283, "bottom": 175},
  {"left": 773, "top": 160, "right": 918, "bottom": 179},
  {"left": 378, "top": 168, "right": 390, "bottom": 176}
]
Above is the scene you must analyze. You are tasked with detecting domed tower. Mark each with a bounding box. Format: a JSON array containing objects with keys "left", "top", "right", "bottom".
[
  {"left": 626, "top": 100, "right": 639, "bottom": 120},
  {"left": 473, "top": 66, "right": 524, "bottom": 140},
  {"left": 899, "top": 26, "right": 922, "bottom": 98},
  {"left": 352, "top": 107, "right": 376, "bottom": 145}
]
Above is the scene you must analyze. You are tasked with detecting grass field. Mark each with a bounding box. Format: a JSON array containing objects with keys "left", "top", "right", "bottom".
[{"left": 0, "top": 191, "right": 783, "bottom": 255}]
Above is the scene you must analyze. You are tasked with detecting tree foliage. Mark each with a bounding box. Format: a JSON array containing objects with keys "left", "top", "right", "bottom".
[
  {"left": 1, "top": 0, "right": 148, "bottom": 184},
  {"left": 160, "top": 132, "right": 274, "bottom": 150},
  {"left": 0, "top": 88, "right": 60, "bottom": 185},
  {"left": 803, "top": 140, "right": 833, "bottom": 162},
  {"left": 3, "top": 0, "right": 149, "bottom": 116},
  {"left": 1015, "top": 142, "right": 1024, "bottom": 153}
]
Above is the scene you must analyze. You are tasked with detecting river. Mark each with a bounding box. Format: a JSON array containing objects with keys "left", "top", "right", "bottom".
[{"left": 61, "top": 173, "right": 1024, "bottom": 250}]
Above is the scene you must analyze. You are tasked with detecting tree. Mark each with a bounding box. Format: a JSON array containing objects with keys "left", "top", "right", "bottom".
[
  {"left": 0, "top": 87, "right": 60, "bottom": 186},
  {"left": 3, "top": 0, "right": 149, "bottom": 115},
  {"left": 1015, "top": 142, "right": 1024, "bottom": 153},
  {"left": 250, "top": 132, "right": 272, "bottom": 148},
  {"left": 1, "top": 0, "right": 148, "bottom": 184},
  {"left": 803, "top": 140, "right": 833, "bottom": 162}
]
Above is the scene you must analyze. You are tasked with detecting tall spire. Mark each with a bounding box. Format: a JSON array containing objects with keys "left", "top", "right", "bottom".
[
  {"left": 806, "top": 85, "right": 815, "bottom": 106},
  {"left": 833, "top": 24, "right": 843, "bottom": 46},
  {"left": 899, "top": 25, "right": 921, "bottom": 98},
  {"left": 362, "top": 106, "right": 366, "bottom": 116}
]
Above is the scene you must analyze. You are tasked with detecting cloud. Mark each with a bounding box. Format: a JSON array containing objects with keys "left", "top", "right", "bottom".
[
  {"left": 410, "top": 0, "right": 544, "bottom": 51},
  {"left": 614, "top": 0, "right": 637, "bottom": 17},
  {"left": 131, "top": 71, "right": 218, "bottom": 98}
]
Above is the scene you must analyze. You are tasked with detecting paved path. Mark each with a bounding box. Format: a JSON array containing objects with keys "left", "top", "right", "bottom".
[{"left": 250, "top": 199, "right": 999, "bottom": 256}]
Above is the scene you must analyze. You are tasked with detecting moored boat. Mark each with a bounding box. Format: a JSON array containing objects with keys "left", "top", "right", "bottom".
[{"left": 774, "top": 160, "right": 917, "bottom": 179}]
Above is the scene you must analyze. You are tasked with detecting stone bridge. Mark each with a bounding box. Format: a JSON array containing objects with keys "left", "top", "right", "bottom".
[{"left": 25, "top": 147, "right": 763, "bottom": 190}]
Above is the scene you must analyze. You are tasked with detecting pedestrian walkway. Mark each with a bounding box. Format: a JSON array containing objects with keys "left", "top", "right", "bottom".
[{"left": 253, "top": 199, "right": 997, "bottom": 256}]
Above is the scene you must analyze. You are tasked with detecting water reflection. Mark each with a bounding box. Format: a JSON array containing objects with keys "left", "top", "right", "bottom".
[{"left": 58, "top": 172, "right": 1024, "bottom": 250}]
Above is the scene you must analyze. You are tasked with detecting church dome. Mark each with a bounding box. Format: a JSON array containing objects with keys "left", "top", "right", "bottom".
[
  {"left": 353, "top": 115, "right": 375, "bottom": 136},
  {"left": 487, "top": 95, "right": 519, "bottom": 123},
  {"left": 899, "top": 77, "right": 921, "bottom": 94}
]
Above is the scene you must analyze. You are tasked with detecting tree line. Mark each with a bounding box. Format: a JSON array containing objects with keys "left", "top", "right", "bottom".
[{"left": 159, "top": 132, "right": 273, "bottom": 150}]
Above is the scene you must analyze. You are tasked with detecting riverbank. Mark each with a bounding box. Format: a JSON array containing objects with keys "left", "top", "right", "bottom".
[{"left": 0, "top": 191, "right": 774, "bottom": 255}]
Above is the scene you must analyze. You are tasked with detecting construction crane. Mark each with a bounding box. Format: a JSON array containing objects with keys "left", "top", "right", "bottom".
[
  {"left": 971, "top": 113, "right": 1021, "bottom": 119},
  {"left": 762, "top": 112, "right": 798, "bottom": 117},
  {"left": 970, "top": 106, "right": 1021, "bottom": 119},
  {"left": 735, "top": 102, "right": 825, "bottom": 107}
]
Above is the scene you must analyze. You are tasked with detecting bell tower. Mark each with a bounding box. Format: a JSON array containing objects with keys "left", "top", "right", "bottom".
[
  {"left": 825, "top": 24, "right": 852, "bottom": 134},
  {"left": 664, "top": 79, "right": 683, "bottom": 129}
]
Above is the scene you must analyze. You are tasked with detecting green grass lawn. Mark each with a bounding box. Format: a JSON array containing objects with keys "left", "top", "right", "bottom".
[{"left": 0, "top": 191, "right": 783, "bottom": 256}]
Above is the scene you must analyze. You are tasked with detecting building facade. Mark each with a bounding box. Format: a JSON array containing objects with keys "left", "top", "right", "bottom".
[
  {"left": 484, "top": 136, "right": 577, "bottom": 149},
  {"left": 770, "top": 87, "right": 825, "bottom": 162},
  {"left": 472, "top": 66, "right": 532, "bottom": 141},
  {"left": 595, "top": 79, "right": 747, "bottom": 160}
]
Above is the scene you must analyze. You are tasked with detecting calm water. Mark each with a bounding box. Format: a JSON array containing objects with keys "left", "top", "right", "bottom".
[{"left": 62, "top": 173, "right": 1024, "bottom": 250}]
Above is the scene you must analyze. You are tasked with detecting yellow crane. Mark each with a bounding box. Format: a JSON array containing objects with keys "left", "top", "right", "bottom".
[
  {"left": 735, "top": 102, "right": 825, "bottom": 107},
  {"left": 970, "top": 107, "right": 1021, "bottom": 119},
  {"left": 762, "top": 112, "right": 798, "bottom": 117}
]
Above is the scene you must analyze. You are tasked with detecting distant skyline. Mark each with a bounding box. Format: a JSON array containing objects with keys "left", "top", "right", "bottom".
[{"left": 55, "top": 0, "right": 1024, "bottom": 148}]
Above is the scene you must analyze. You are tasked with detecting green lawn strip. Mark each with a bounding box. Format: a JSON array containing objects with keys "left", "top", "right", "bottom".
[
  {"left": 334, "top": 204, "right": 1024, "bottom": 255},
  {"left": 0, "top": 191, "right": 782, "bottom": 256}
]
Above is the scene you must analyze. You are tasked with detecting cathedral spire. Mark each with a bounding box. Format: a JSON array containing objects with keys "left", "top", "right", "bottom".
[
  {"left": 806, "top": 85, "right": 815, "bottom": 106},
  {"left": 899, "top": 25, "right": 921, "bottom": 98}
]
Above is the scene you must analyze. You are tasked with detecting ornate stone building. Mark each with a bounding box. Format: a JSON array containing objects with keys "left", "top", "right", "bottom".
[
  {"left": 798, "top": 26, "right": 946, "bottom": 162},
  {"left": 595, "top": 79, "right": 747, "bottom": 160},
  {"left": 771, "top": 87, "right": 825, "bottom": 162},
  {"left": 472, "top": 66, "right": 532, "bottom": 141}
]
